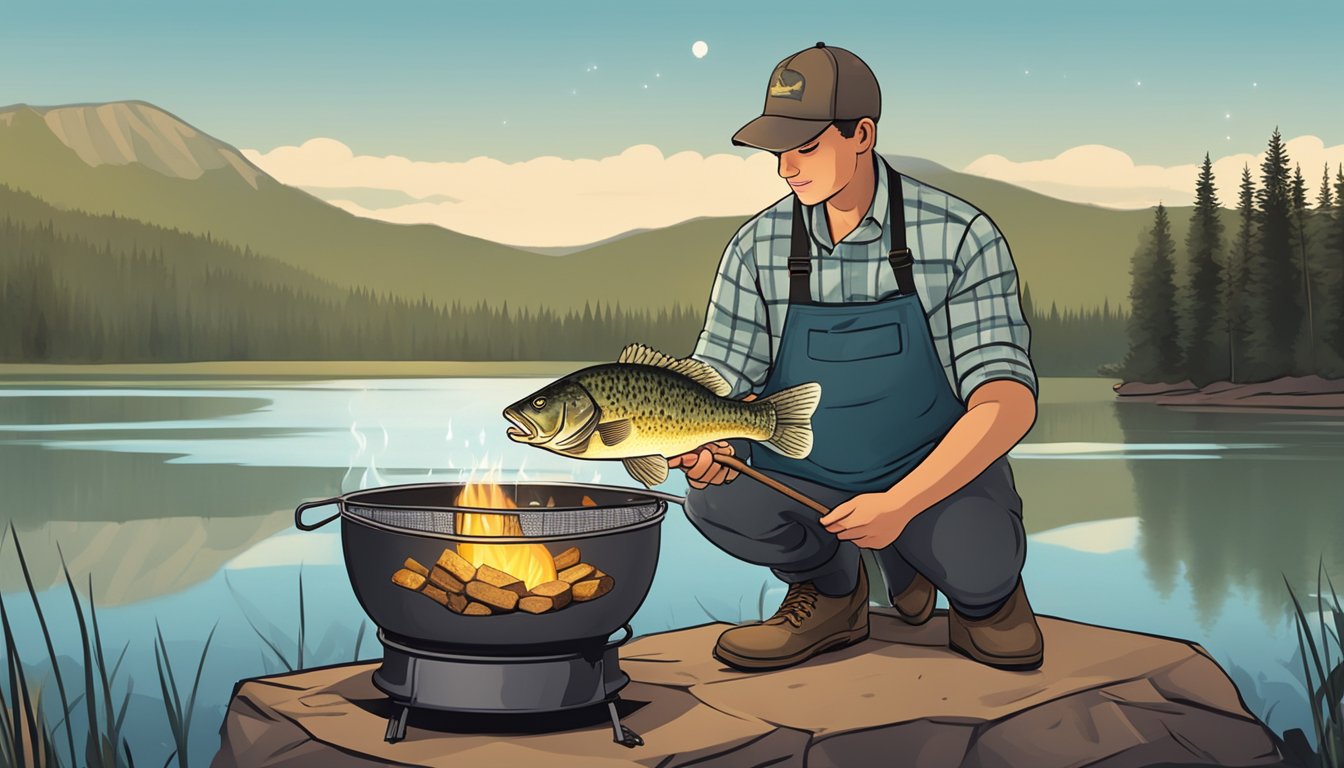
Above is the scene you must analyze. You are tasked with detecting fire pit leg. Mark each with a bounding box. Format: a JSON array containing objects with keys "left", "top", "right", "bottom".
[
  {"left": 385, "top": 705, "right": 409, "bottom": 743},
  {"left": 607, "top": 700, "right": 643, "bottom": 748}
]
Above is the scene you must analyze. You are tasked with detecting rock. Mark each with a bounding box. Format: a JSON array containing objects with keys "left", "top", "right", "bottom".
[{"left": 211, "top": 609, "right": 1296, "bottom": 768}]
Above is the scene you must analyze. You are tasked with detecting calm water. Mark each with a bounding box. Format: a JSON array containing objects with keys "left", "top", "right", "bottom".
[{"left": 0, "top": 375, "right": 1340, "bottom": 765}]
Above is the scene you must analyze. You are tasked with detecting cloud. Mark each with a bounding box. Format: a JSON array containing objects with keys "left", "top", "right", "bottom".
[
  {"left": 242, "top": 139, "right": 785, "bottom": 248},
  {"left": 965, "top": 135, "right": 1344, "bottom": 209}
]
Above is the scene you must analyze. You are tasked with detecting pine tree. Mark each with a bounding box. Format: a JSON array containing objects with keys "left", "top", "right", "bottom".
[
  {"left": 1321, "top": 163, "right": 1336, "bottom": 210},
  {"left": 1290, "top": 162, "right": 1317, "bottom": 371},
  {"left": 1123, "top": 204, "right": 1182, "bottom": 382},
  {"left": 1248, "top": 129, "right": 1300, "bottom": 377},
  {"left": 1182, "top": 154, "right": 1224, "bottom": 385},
  {"left": 1329, "top": 166, "right": 1344, "bottom": 363},
  {"left": 1226, "top": 165, "right": 1256, "bottom": 383}
]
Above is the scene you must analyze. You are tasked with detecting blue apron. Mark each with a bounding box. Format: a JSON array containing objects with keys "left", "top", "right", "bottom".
[{"left": 751, "top": 162, "right": 965, "bottom": 494}]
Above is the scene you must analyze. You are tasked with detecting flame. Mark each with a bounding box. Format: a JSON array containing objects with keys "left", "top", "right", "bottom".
[{"left": 455, "top": 479, "right": 557, "bottom": 590}]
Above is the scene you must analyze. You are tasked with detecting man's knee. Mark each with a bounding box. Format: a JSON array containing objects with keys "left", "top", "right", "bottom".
[{"left": 908, "top": 497, "right": 1025, "bottom": 606}]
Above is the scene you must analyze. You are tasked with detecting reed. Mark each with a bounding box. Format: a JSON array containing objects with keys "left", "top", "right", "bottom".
[
  {"left": 151, "top": 620, "right": 216, "bottom": 768},
  {"left": 1283, "top": 559, "right": 1344, "bottom": 767},
  {"left": 0, "top": 526, "right": 135, "bottom": 768}
]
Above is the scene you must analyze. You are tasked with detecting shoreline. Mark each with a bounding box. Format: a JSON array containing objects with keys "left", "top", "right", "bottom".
[
  {"left": 1114, "top": 374, "right": 1344, "bottom": 410},
  {"left": 0, "top": 360, "right": 601, "bottom": 381}
]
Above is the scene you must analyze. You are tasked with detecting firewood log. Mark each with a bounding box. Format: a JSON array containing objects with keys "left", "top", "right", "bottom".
[
  {"left": 403, "top": 558, "right": 430, "bottom": 578},
  {"left": 526, "top": 580, "right": 572, "bottom": 610},
  {"left": 392, "top": 569, "right": 426, "bottom": 591},
  {"left": 422, "top": 584, "right": 450, "bottom": 606},
  {"left": 473, "top": 564, "right": 527, "bottom": 596},
  {"left": 519, "top": 596, "right": 557, "bottom": 614},
  {"left": 446, "top": 591, "right": 469, "bottom": 614},
  {"left": 558, "top": 563, "right": 595, "bottom": 584},
  {"left": 463, "top": 601, "right": 493, "bottom": 616},
  {"left": 552, "top": 547, "right": 582, "bottom": 571},
  {"left": 429, "top": 566, "right": 466, "bottom": 594},
  {"left": 572, "top": 571, "right": 614, "bottom": 602},
  {"left": 436, "top": 548, "right": 477, "bottom": 583},
  {"left": 465, "top": 580, "right": 519, "bottom": 611}
]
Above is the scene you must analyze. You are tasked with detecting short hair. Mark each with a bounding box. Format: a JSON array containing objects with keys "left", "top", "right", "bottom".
[{"left": 833, "top": 118, "right": 875, "bottom": 139}]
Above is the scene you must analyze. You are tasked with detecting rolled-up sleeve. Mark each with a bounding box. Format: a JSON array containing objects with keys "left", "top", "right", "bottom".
[
  {"left": 946, "top": 214, "right": 1038, "bottom": 402},
  {"left": 690, "top": 237, "right": 772, "bottom": 399}
]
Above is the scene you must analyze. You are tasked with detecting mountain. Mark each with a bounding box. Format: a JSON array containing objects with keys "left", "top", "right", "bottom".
[{"left": 0, "top": 100, "right": 1185, "bottom": 314}]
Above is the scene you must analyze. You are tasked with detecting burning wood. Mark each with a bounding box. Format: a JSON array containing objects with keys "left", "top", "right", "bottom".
[
  {"left": 572, "top": 569, "right": 614, "bottom": 602},
  {"left": 435, "top": 549, "right": 477, "bottom": 584},
  {"left": 558, "top": 563, "right": 596, "bottom": 584},
  {"left": 392, "top": 544, "right": 614, "bottom": 616},
  {"left": 552, "top": 546, "right": 581, "bottom": 571}
]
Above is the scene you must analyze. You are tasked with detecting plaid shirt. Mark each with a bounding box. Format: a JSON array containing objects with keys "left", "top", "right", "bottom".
[{"left": 690, "top": 156, "right": 1037, "bottom": 404}]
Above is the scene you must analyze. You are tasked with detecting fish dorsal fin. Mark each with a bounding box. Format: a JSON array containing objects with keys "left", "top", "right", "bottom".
[{"left": 617, "top": 343, "right": 732, "bottom": 397}]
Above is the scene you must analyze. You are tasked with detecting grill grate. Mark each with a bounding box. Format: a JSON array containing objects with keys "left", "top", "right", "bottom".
[{"left": 345, "top": 502, "right": 659, "bottom": 537}]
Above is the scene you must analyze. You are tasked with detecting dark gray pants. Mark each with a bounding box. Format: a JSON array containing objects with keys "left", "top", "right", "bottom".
[{"left": 683, "top": 441, "right": 1027, "bottom": 618}]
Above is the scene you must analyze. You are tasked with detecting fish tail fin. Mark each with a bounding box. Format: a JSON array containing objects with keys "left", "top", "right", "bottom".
[{"left": 760, "top": 382, "right": 821, "bottom": 459}]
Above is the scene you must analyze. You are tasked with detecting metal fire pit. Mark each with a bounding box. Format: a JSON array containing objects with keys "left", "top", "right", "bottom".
[{"left": 294, "top": 480, "right": 676, "bottom": 747}]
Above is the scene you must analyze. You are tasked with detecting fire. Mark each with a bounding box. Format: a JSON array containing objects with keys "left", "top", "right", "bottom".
[{"left": 454, "top": 479, "right": 557, "bottom": 590}]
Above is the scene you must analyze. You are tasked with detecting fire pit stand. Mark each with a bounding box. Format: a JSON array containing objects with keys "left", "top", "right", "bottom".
[
  {"left": 374, "top": 625, "right": 642, "bottom": 746},
  {"left": 295, "top": 480, "right": 674, "bottom": 750}
]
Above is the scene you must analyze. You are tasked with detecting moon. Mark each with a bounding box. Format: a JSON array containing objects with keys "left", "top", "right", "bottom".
[{"left": 692, "top": 40, "right": 708, "bottom": 59}]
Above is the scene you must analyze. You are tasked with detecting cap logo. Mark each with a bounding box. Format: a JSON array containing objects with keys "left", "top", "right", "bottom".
[{"left": 769, "top": 69, "right": 805, "bottom": 100}]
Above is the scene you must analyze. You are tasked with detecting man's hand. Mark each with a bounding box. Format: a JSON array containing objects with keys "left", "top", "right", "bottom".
[
  {"left": 819, "top": 487, "right": 919, "bottom": 550},
  {"left": 668, "top": 440, "right": 739, "bottom": 489},
  {"left": 668, "top": 394, "right": 756, "bottom": 489}
]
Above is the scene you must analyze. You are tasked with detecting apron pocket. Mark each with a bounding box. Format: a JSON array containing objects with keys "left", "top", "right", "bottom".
[{"left": 807, "top": 321, "right": 903, "bottom": 362}]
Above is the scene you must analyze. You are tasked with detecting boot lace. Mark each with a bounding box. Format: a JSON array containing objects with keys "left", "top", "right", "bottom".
[{"left": 770, "top": 582, "right": 819, "bottom": 627}]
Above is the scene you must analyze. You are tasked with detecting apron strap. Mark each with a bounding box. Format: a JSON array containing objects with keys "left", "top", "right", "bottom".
[{"left": 788, "top": 161, "right": 917, "bottom": 305}]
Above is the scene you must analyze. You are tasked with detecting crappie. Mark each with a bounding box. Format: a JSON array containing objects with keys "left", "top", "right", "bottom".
[{"left": 503, "top": 343, "right": 821, "bottom": 487}]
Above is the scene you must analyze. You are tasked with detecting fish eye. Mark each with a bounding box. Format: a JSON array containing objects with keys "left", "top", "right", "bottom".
[{"left": 532, "top": 397, "right": 546, "bottom": 409}]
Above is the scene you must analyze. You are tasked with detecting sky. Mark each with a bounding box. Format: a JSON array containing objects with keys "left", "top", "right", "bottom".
[{"left": 4, "top": 0, "right": 1344, "bottom": 246}]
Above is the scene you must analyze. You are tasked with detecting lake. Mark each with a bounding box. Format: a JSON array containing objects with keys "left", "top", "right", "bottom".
[{"left": 0, "top": 373, "right": 1339, "bottom": 766}]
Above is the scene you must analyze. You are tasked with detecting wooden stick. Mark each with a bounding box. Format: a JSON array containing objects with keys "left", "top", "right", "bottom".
[{"left": 711, "top": 454, "right": 831, "bottom": 516}]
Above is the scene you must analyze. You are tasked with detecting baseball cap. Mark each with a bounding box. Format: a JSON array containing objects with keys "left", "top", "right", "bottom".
[{"left": 732, "top": 42, "right": 881, "bottom": 153}]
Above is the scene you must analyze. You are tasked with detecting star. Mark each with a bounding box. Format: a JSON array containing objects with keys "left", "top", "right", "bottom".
[
  {"left": 1253, "top": 81, "right": 1258, "bottom": 87},
  {"left": 1225, "top": 112, "right": 1231, "bottom": 119},
  {"left": 642, "top": 83, "right": 648, "bottom": 89},
  {"left": 1024, "top": 69, "right": 1030, "bottom": 75},
  {"left": 1136, "top": 80, "right": 1142, "bottom": 86}
]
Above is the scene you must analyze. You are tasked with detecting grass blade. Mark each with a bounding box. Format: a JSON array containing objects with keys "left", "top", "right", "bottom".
[
  {"left": 353, "top": 621, "right": 368, "bottom": 662},
  {"left": 87, "top": 574, "right": 121, "bottom": 754},
  {"left": 223, "top": 573, "right": 293, "bottom": 672},
  {"left": 181, "top": 621, "right": 217, "bottom": 746},
  {"left": 297, "top": 567, "right": 306, "bottom": 671},
  {"left": 57, "top": 545, "right": 104, "bottom": 768},
  {"left": 11, "top": 523, "right": 78, "bottom": 766}
]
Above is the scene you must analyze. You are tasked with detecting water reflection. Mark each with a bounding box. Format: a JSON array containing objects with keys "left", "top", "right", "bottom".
[
  {"left": 1113, "top": 402, "right": 1344, "bottom": 629},
  {"left": 0, "top": 440, "right": 342, "bottom": 603}
]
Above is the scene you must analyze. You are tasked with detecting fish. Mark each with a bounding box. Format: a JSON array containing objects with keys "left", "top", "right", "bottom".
[{"left": 503, "top": 343, "right": 822, "bottom": 488}]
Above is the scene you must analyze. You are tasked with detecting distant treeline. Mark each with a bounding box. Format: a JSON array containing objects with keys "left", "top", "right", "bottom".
[
  {"left": 0, "top": 184, "right": 1118, "bottom": 372},
  {"left": 1121, "top": 129, "right": 1344, "bottom": 384},
  {"left": 0, "top": 218, "right": 700, "bottom": 362}
]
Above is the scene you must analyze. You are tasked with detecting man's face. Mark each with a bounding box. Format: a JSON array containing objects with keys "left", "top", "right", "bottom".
[{"left": 774, "top": 119, "right": 874, "bottom": 206}]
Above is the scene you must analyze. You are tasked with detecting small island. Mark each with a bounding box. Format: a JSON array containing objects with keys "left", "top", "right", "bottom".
[{"left": 1113, "top": 375, "right": 1344, "bottom": 410}]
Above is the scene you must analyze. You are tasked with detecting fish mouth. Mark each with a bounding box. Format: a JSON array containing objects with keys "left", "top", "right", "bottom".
[{"left": 503, "top": 408, "right": 537, "bottom": 442}]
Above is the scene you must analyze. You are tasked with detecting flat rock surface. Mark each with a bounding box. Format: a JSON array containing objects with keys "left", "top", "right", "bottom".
[{"left": 212, "top": 609, "right": 1293, "bottom": 767}]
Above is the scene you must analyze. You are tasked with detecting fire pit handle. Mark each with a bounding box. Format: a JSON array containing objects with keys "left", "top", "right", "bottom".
[
  {"left": 295, "top": 497, "right": 341, "bottom": 531},
  {"left": 604, "top": 624, "right": 634, "bottom": 650}
]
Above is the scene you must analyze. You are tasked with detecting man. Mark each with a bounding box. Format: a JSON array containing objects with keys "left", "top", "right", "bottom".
[{"left": 672, "top": 42, "right": 1043, "bottom": 672}]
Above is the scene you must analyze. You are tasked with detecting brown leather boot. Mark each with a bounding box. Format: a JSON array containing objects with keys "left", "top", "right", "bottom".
[
  {"left": 714, "top": 566, "right": 869, "bottom": 671},
  {"left": 947, "top": 579, "right": 1043, "bottom": 671},
  {"left": 889, "top": 571, "right": 937, "bottom": 626}
]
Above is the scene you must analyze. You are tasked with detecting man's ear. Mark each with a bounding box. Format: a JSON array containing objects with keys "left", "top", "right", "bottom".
[{"left": 856, "top": 117, "right": 877, "bottom": 153}]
